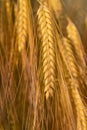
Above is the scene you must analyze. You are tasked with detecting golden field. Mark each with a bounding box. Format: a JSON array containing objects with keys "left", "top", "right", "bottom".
[{"left": 0, "top": 0, "right": 87, "bottom": 130}]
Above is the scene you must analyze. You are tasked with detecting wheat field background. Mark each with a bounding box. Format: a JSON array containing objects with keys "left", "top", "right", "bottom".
[{"left": 0, "top": 0, "right": 87, "bottom": 130}]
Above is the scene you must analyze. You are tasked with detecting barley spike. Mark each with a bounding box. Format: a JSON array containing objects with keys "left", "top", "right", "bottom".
[
  {"left": 16, "top": 0, "right": 28, "bottom": 52},
  {"left": 62, "top": 37, "right": 87, "bottom": 130},
  {"left": 37, "top": 1, "right": 56, "bottom": 100}
]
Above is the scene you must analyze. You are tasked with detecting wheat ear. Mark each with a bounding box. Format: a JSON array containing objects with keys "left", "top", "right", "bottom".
[
  {"left": 4, "top": 0, "right": 13, "bottom": 38},
  {"left": 71, "top": 86, "right": 86, "bottom": 130},
  {"left": 16, "top": 0, "right": 28, "bottom": 52},
  {"left": 62, "top": 38, "right": 87, "bottom": 130},
  {"left": 37, "top": 1, "right": 56, "bottom": 100},
  {"left": 66, "top": 17, "right": 86, "bottom": 75},
  {"left": 0, "top": 0, "right": 4, "bottom": 45}
]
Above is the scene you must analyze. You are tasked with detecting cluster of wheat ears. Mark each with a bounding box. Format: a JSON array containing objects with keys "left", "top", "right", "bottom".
[{"left": 0, "top": 0, "right": 87, "bottom": 130}]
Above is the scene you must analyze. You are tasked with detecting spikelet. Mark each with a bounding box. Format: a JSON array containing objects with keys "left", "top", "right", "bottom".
[
  {"left": 16, "top": 0, "right": 28, "bottom": 52},
  {"left": 37, "top": 1, "right": 56, "bottom": 100}
]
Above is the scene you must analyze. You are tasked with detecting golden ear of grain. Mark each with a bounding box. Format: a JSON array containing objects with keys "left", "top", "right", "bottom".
[
  {"left": 0, "top": 1, "right": 4, "bottom": 45},
  {"left": 66, "top": 17, "right": 87, "bottom": 75},
  {"left": 16, "top": 0, "right": 28, "bottom": 52},
  {"left": 62, "top": 37, "right": 79, "bottom": 78},
  {"left": 64, "top": 19, "right": 87, "bottom": 130},
  {"left": 0, "top": 0, "right": 11, "bottom": 58},
  {"left": 4, "top": 0, "right": 13, "bottom": 38},
  {"left": 71, "top": 86, "right": 87, "bottom": 130},
  {"left": 37, "top": 1, "right": 56, "bottom": 100},
  {"left": 59, "top": 37, "right": 87, "bottom": 130}
]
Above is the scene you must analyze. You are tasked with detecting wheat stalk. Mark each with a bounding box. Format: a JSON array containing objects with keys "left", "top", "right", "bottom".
[{"left": 37, "top": 1, "right": 56, "bottom": 100}]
